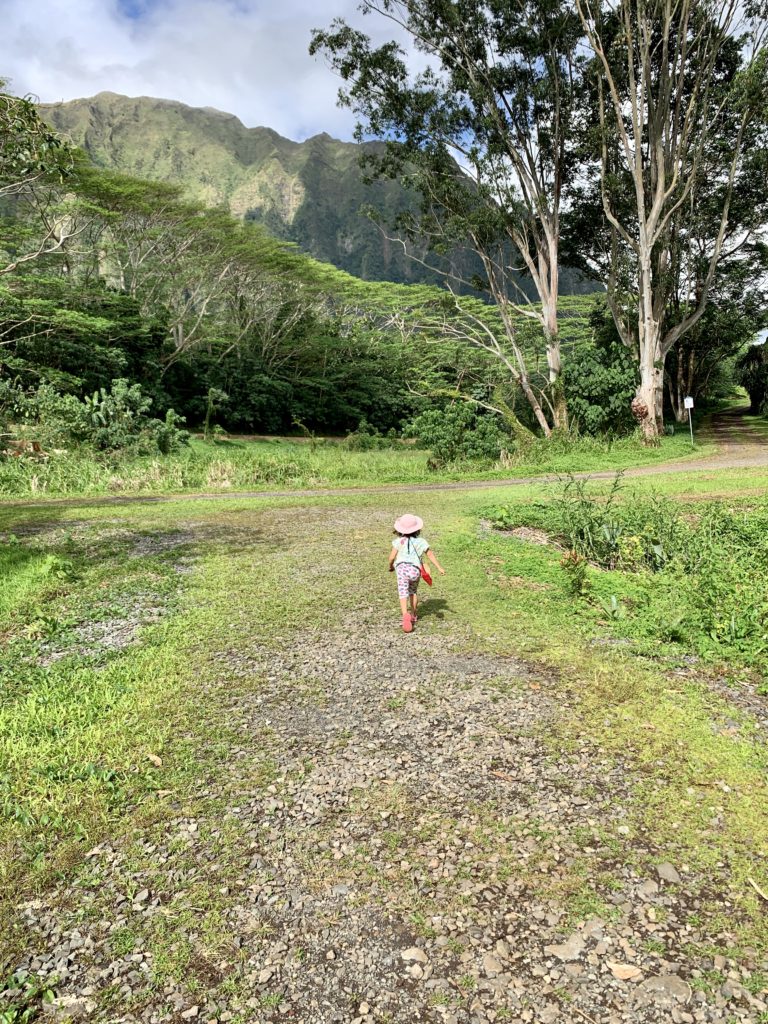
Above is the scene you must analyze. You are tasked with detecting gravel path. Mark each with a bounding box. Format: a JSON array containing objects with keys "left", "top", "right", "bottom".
[{"left": 8, "top": 506, "right": 768, "bottom": 1024}]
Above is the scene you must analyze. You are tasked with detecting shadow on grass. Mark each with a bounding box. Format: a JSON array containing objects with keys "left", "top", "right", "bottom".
[
  {"left": 419, "top": 597, "right": 450, "bottom": 620},
  {"left": 191, "top": 523, "right": 285, "bottom": 557},
  {"left": 0, "top": 509, "right": 71, "bottom": 621}
]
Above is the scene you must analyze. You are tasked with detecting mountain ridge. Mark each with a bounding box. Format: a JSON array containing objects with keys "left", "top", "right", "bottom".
[
  {"left": 38, "top": 92, "right": 436, "bottom": 285},
  {"left": 38, "top": 92, "right": 593, "bottom": 294}
]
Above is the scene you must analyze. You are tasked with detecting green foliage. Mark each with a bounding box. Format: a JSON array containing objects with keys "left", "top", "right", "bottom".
[
  {"left": 560, "top": 550, "right": 589, "bottom": 596},
  {"left": 406, "top": 404, "right": 509, "bottom": 467},
  {"left": 79, "top": 380, "right": 188, "bottom": 455},
  {"left": 310, "top": 0, "right": 593, "bottom": 432},
  {"left": 0, "top": 972, "right": 56, "bottom": 1024},
  {"left": 0, "top": 278, "right": 166, "bottom": 397},
  {"left": 738, "top": 342, "right": 768, "bottom": 414},
  {"left": 2, "top": 379, "right": 188, "bottom": 457},
  {"left": 488, "top": 480, "right": 768, "bottom": 670},
  {"left": 203, "top": 387, "right": 229, "bottom": 440},
  {"left": 551, "top": 475, "right": 685, "bottom": 571},
  {"left": 0, "top": 87, "right": 71, "bottom": 191},
  {"left": 561, "top": 309, "right": 638, "bottom": 434},
  {"left": 343, "top": 419, "right": 400, "bottom": 451}
]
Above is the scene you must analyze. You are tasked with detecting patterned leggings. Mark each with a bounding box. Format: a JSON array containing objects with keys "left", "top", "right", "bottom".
[{"left": 395, "top": 562, "right": 421, "bottom": 598}]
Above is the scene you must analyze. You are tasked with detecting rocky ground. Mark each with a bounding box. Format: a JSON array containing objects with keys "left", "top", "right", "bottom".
[{"left": 5, "top": 505, "right": 768, "bottom": 1023}]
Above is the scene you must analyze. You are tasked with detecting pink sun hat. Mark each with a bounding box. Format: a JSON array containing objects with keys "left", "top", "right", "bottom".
[{"left": 394, "top": 513, "right": 423, "bottom": 535}]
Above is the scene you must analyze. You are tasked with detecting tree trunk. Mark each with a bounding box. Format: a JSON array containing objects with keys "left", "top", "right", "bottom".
[
  {"left": 541, "top": 244, "right": 568, "bottom": 432},
  {"left": 551, "top": 374, "right": 568, "bottom": 432},
  {"left": 634, "top": 338, "right": 665, "bottom": 441},
  {"left": 634, "top": 260, "right": 664, "bottom": 441},
  {"left": 491, "top": 392, "right": 536, "bottom": 445},
  {"left": 670, "top": 344, "right": 687, "bottom": 423},
  {"left": 543, "top": 306, "right": 568, "bottom": 431},
  {"left": 520, "top": 376, "right": 553, "bottom": 438}
]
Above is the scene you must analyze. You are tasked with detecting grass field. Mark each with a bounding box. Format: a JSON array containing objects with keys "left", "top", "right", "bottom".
[
  {"left": 2, "top": 460, "right": 767, "bottom": 1019},
  {"left": 0, "top": 430, "right": 715, "bottom": 498}
]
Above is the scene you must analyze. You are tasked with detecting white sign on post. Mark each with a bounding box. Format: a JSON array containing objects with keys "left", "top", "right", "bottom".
[{"left": 683, "top": 396, "right": 694, "bottom": 445}]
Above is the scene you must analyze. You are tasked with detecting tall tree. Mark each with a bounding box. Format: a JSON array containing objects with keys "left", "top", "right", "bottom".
[
  {"left": 311, "top": 0, "right": 585, "bottom": 435},
  {"left": 574, "top": 0, "right": 768, "bottom": 439},
  {"left": 0, "top": 80, "right": 73, "bottom": 274}
]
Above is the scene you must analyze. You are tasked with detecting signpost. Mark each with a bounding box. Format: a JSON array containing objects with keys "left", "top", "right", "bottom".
[{"left": 684, "top": 396, "right": 694, "bottom": 446}]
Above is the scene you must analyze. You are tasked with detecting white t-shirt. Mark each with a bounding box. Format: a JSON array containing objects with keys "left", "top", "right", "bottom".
[{"left": 393, "top": 535, "right": 429, "bottom": 568}]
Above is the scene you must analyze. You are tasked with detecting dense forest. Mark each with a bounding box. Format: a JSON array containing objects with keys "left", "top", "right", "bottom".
[
  {"left": 0, "top": 91, "right": 639, "bottom": 450},
  {"left": 2, "top": 0, "right": 767, "bottom": 482}
]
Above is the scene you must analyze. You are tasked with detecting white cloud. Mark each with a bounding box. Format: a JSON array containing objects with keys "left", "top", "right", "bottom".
[{"left": 1, "top": 0, "right": 389, "bottom": 140}]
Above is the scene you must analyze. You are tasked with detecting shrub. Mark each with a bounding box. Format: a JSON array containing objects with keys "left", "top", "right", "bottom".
[
  {"left": 3, "top": 379, "right": 189, "bottom": 457},
  {"left": 344, "top": 419, "right": 399, "bottom": 452},
  {"left": 406, "top": 404, "right": 508, "bottom": 467},
  {"left": 552, "top": 475, "right": 686, "bottom": 571},
  {"left": 487, "top": 479, "right": 768, "bottom": 671},
  {"left": 561, "top": 309, "right": 638, "bottom": 435},
  {"left": 737, "top": 342, "right": 768, "bottom": 414}
]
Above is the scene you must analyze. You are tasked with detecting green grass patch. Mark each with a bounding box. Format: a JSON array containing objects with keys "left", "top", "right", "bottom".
[
  {"left": 487, "top": 477, "right": 768, "bottom": 676},
  {"left": 2, "top": 465, "right": 768, "bottom": 984},
  {"left": 0, "top": 429, "right": 715, "bottom": 498},
  {"left": 471, "top": 484, "right": 768, "bottom": 950}
]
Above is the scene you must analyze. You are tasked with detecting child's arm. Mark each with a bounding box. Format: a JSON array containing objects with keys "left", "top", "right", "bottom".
[
  {"left": 426, "top": 549, "right": 446, "bottom": 575},
  {"left": 388, "top": 546, "right": 397, "bottom": 571}
]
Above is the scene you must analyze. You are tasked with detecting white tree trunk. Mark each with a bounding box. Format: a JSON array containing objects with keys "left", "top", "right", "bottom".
[
  {"left": 541, "top": 239, "right": 567, "bottom": 430},
  {"left": 634, "top": 258, "right": 664, "bottom": 439}
]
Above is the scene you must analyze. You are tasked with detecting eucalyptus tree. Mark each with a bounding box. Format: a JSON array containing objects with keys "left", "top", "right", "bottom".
[
  {"left": 311, "top": 0, "right": 586, "bottom": 435},
  {"left": 574, "top": 0, "right": 768, "bottom": 439}
]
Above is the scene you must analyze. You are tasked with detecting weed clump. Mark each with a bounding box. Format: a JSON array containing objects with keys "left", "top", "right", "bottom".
[{"left": 488, "top": 477, "right": 768, "bottom": 674}]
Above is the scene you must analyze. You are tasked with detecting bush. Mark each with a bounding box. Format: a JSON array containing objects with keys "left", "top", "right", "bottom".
[
  {"left": 561, "top": 308, "right": 638, "bottom": 435},
  {"left": 2, "top": 379, "right": 189, "bottom": 457},
  {"left": 406, "top": 404, "right": 509, "bottom": 467},
  {"left": 737, "top": 342, "right": 768, "bottom": 414},
  {"left": 487, "top": 479, "right": 768, "bottom": 671},
  {"left": 343, "top": 419, "right": 400, "bottom": 452},
  {"left": 551, "top": 475, "right": 687, "bottom": 571}
]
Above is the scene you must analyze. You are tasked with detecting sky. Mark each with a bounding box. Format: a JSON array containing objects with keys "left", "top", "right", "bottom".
[{"left": 0, "top": 0, "right": 397, "bottom": 141}]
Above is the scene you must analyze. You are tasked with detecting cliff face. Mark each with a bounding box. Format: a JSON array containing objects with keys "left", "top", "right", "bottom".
[
  {"left": 39, "top": 92, "right": 596, "bottom": 295},
  {"left": 38, "top": 92, "right": 441, "bottom": 285}
]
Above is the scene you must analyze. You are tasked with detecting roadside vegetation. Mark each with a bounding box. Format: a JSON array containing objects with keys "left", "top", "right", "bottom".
[
  {"left": 0, "top": 430, "right": 715, "bottom": 498},
  {"left": 487, "top": 476, "right": 768, "bottom": 684}
]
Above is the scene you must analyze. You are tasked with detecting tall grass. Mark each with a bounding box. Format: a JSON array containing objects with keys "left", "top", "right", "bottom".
[
  {"left": 0, "top": 431, "right": 711, "bottom": 499},
  {"left": 488, "top": 480, "right": 768, "bottom": 674}
]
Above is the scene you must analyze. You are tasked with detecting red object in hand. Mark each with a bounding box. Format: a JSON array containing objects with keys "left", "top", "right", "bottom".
[{"left": 420, "top": 566, "right": 433, "bottom": 586}]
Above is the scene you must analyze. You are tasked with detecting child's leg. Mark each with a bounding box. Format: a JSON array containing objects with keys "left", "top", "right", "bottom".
[
  {"left": 396, "top": 565, "right": 414, "bottom": 631},
  {"left": 409, "top": 576, "right": 419, "bottom": 619}
]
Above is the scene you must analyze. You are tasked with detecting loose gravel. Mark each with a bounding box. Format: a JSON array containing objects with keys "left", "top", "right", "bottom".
[{"left": 7, "top": 508, "right": 768, "bottom": 1024}]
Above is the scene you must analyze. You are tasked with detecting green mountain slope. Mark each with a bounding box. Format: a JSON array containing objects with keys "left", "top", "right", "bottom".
[
  {"left": 38, "top": 92, "right": 593, "bottom": 293},
  {"left": 38, "top": 92, "right": 441, "bottom": 285}
]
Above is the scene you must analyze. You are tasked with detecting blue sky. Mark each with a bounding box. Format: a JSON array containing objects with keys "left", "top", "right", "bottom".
[{"left": 0, "top": 0, "right": 388, "bottom": 140}]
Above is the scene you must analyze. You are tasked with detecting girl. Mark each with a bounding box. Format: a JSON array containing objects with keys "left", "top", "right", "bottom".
[{"left": 388, "top": 513, "right": 445, "bottom": 633}]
